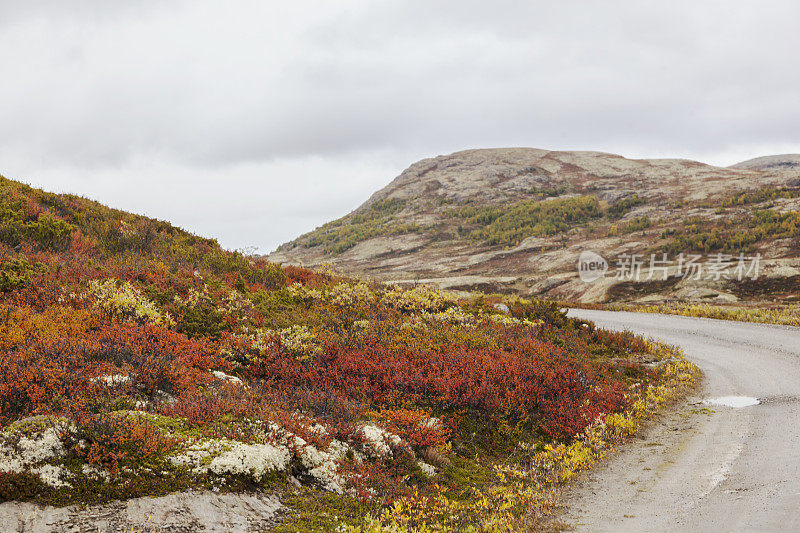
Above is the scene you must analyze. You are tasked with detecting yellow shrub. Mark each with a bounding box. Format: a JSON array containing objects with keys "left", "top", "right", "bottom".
[
  {"left": 87, "top": 279, "right": 173, "bottom": 326},
  {"left": 382, "top": 285, "right": 459, "bottom": 313},
  {"left": 329, "top": 282, "right": 376, "bottom": 307}
]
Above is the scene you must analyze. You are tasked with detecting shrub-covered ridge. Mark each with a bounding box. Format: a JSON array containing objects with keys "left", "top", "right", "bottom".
[{"left": 0, "top": 175, "right": 700, "bottom": 530}]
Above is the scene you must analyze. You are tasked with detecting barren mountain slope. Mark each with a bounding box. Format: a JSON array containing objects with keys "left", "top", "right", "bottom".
[
  {"left": 271, "top": 149, "right": 800, "bottom": 303},
  {"left": 730, "top": 154, "right": 800, "bottom": 171}
]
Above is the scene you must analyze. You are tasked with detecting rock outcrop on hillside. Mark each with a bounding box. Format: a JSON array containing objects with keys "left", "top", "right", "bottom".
[
  {"left": 0, "top": 491, "right": 283, "bottom": 533},
  {"left": 730, "top": 154, "right": 800, "bottom": 171},
  {"left": 271, "top": 149, "right": 800, "bottom": 303}
]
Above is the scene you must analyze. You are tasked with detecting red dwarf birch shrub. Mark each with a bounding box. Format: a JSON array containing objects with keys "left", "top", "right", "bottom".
[
  {"left": 73, "top": 413, "right": 177, "bottom": 475},
  {"left": 94, "top": 324, "right": 221, "bottom": 396},
  {"left": 249, "top": 334, "right": 628, "bottom": 438}
]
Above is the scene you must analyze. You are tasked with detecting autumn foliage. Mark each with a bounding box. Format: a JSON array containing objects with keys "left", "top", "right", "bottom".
[{"left": 0, "top": 175, "right": 659, "bottom": 515}]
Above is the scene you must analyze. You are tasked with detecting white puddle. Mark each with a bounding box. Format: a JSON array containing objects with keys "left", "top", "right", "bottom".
[{"left": 704, "top": 396, "right": 760, "bottom": 408}]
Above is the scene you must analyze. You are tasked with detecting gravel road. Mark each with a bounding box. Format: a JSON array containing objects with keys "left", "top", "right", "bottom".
[{"left": 563, "top": 310, "right": 800, "bottom": 532}]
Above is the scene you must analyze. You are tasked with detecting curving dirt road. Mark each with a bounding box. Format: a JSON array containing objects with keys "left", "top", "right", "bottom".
[{"left": 562, "top": 310, "right": 800, "bottom": 532}]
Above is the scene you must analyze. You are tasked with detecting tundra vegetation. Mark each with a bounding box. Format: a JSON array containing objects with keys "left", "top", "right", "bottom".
[
  {"left": 276, "top": 150, "right": 800, "bottom": 307},
  {"left": 0, "top": 176, "right": 699, "bottom": 531},
  {"left": 291, "top": 186, "right": 800, "bottom": 258},
  {"left": 584, "top": 301, "right": 800, "bottom": 327}
]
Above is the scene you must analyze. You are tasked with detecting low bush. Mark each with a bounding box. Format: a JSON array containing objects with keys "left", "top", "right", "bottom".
[
  {"left": 0, "top": 257, "right": 33, "bottom": 293},
  {"left": 249, "top": 331, "right": 627, "bottom": 439},
  {"left": 73, "top": 413, "right": 177, "bottom": 475}
]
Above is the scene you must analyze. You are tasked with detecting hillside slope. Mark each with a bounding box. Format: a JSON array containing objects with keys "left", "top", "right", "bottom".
[
  {"left": 271, "top": 149, "right": 800, "bottom": 303},
  {"left": 730, "top": 154, "right": 800, "bottom": 171},
  {"left": 0, "top": 172, "right": 697, "bottom": 530}
]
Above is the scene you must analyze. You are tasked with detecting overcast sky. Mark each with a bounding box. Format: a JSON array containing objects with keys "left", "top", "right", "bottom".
[{"left": 1, "top": 1, "right": 799, "bottom": 252}]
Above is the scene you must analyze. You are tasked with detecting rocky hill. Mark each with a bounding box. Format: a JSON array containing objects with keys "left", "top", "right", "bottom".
[
  {"left": 271, "top": 148, "right": 800, "bottom": 303},
  {"left": 730, "top": 154, "right": 800, "bottom": 172}
]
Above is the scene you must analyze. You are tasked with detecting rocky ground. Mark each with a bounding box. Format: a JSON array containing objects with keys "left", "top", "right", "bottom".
[{"left": 0, "top": 490, "right": 283, "bottom": 533}]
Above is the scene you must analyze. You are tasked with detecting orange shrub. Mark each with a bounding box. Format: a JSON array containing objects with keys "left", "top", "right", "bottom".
[
  {"left": 0, "top": 337, "right": 110, "bottom": 423},
  {"left": 73, "top": 413, "right": 177, "bottom": 474},
  {"left": 96, "top": 323, "right": 222, "bottom": 396},
  {"left": 283, "top": 265, "right": 331, "bottom": 287},
  {"left": 249, "top": 334, "right": 628, "bottom": 438},
  {"left": 0, "top": 305, "right": 98, "bottom": 351},
  {"left": 0, "top": 320, "right": 222, "bottom": 423}
]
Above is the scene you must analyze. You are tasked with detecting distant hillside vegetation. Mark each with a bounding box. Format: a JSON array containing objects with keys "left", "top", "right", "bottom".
[{"left": 271, "top": 148, "right": 800, "bottom": 304}]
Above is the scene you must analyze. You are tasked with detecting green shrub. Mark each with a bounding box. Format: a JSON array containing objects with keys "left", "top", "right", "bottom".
[
  {"left": 444, "top": 203, "right": 505, "bottom": 225},
  {"left": 711, "top": 186, "right": 800, "bottom": 208},
  {"left": 176, "top": 303, "right": 227, "bottom": 340},
  {"left": 302, "top": 198, "right": 419, "bottom": 254},
  {"left": 249, "top": 288, "right": 304, "bottom": 329},
  {"left": 607, "top": 194, "right": 645, "bottom": 217},
  {"left": 663, "top": 209, "right": 800, "bottom": 253},
  {"left": 25, "top": 215, "right": 75, "bottom": 251},
  {"left": 261, "top": 263, "right": 287, "bottom": 290},
  {"left": 0, "top": 471, "right": 44, "bottom": 501},
  {"left": 471, "top": 196, "right": 602, "bottom": 246},
  {"left": 0, "top": 257, "right": 33, "bottom": 292},
  {"left": 618, "top": 216, "right": 652, "bottom": 234},
  {"left": 0, "top": 190, "right": 75, "bottom": 251},
  {"left": 529, "top": 185, "right": 568, "bottom": 197}
]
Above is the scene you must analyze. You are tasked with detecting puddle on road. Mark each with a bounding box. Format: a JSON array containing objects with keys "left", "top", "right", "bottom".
[{"left": 704, "top": 396, "right": 760, "bottom": 408}]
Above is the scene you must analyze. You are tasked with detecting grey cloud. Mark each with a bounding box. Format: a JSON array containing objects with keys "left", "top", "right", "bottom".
[{"left": 0, "top": 1, "right": 799, "bottom": 250}]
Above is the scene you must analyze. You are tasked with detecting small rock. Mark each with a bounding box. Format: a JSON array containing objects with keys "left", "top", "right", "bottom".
[{"left": 493, "top": 303, "right": 510, "bottom": 314}]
